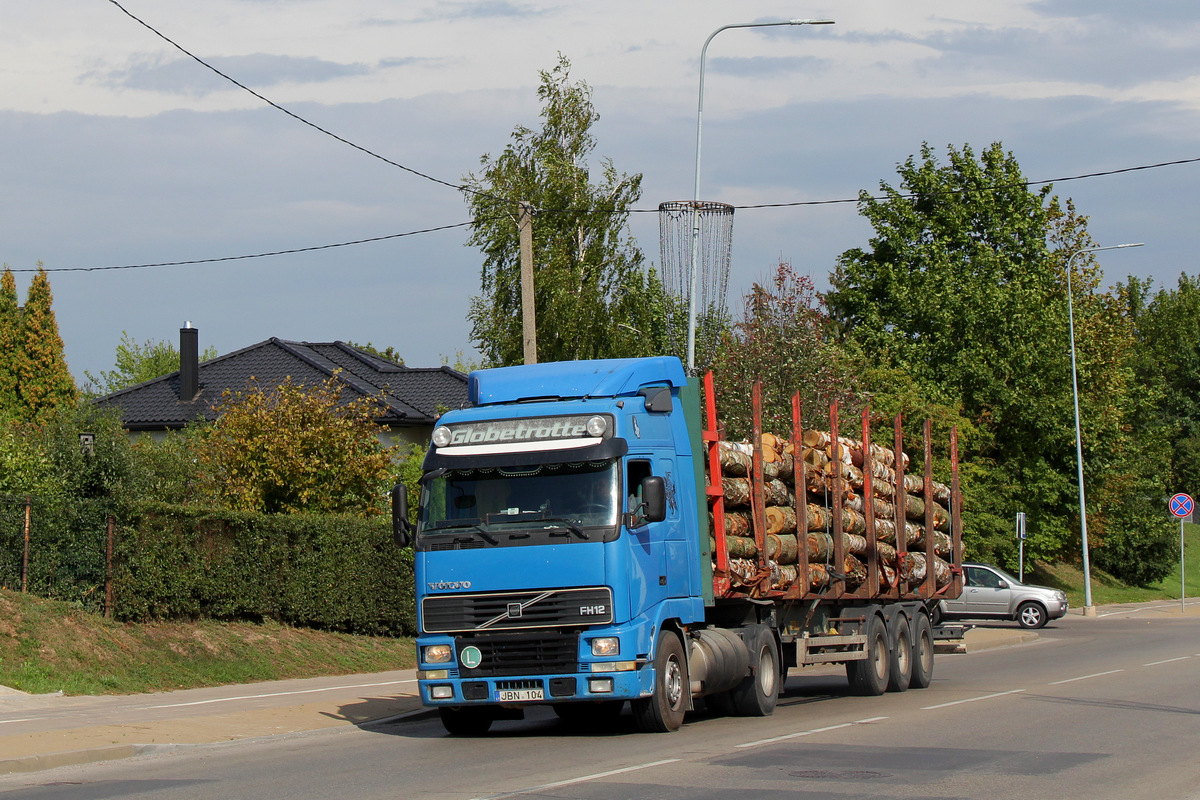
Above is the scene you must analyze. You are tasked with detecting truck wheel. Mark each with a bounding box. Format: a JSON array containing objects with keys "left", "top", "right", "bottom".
[
  {"left": 929, "top": 603, "right": 943, "bottom": 627},
  {"left": 439, "top": 707, "right": 494, "bottom": 736},
  {"left": 886, "top": 616, "right": 912, "bottom": 692},
  {"left": 632, "top": 631, "right": 688, "bottom": 733},
  {"left": 1017, "top": 601, "right": 1048, "bottom": 629},
  {"left": 730, "top": 625, "right": 780, "bottom": 716},
  {"left": 846, "top": 615, "right": 890, "bottom": 696},
  {"left": 910, "top": 612, "right": 935, "bottom": 689}
]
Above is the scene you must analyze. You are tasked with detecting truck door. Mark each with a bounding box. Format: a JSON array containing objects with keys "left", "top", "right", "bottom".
[{"left": 626, "top": 457, "right": 668, "bottom": 613}]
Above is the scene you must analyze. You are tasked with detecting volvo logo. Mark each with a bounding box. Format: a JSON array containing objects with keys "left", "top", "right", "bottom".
[
  {"left": 427, "top": 580, "right": 472, "bottom": 591},
  {"left": 507, "top": 603, "right": 523, "bottom": 618}
]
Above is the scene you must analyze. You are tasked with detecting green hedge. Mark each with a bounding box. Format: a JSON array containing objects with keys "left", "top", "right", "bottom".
[{"left": 0, "top": 494, "right": 414, "bottom": 636}]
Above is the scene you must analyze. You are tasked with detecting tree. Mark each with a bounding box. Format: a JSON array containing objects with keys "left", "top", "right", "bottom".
[
  {"left": 196, "top": 375, "right": 398, "bottom": 516},
  {"left": 0, "top": 268, "right": 20, "bottom": 417},
  {"left": 85, "top": 331, "right": 219, "bottom": 395},
  {"left": 14, "top": 267, "right": 76, "bottom": 421},
  {"left": 462, "top": 54, "right": 668, "bottom": 366},
  {"left": 826, "top": 142, "right": 1172, "bottom": 581},
  {"left": 710, "top": 260, "right": 860, "bottom": 440}
]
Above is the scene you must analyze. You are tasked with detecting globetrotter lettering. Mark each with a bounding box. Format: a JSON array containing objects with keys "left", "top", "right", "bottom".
[
  {"left": 441, "top": 416, "right": 597, "bottom": 447},
  {"left": 427, "top": 581, "right": 472, "bottom": 591}
]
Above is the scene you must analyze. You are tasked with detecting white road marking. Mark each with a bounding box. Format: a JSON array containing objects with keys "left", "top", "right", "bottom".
[
  {"left": 1049, "top": 669, "right": 1124, "bottom": 685},
  {"left": 141, "top": 679, "right": 418, "bottom": 709},
  {"left": 0, "top": 718, "right": 34, "bottom": 725},
  {"left": 469, "top": 758, "right": 681, "bottom": 800},
  {"left": 1142, "top": 657, "right": 1191, "bottom": 667},
  {"left": 735, "top": 716, "right": 889, "bottom": 749},
  {"left": 921, "top": 689, "right": 1024, "bottom": 710}
]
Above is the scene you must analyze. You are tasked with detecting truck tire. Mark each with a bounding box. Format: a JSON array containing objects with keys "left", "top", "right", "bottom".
[
  {"left": 633, "top": 631, "right": 688, "bottom": 733},
  {"left": 1017, "top": 601, "right": 1048, "bottom": 629},
  {"left": 729, "top": 625, "right": 780, "bottom": 716},
  {"left": 846, "top": 615, "right": 890, "bottom": 696},
  {"left": 886, "top": 616, "right": 912, "bottom": 692},
  {"left": 439, "top": 707, "right": 494, "bottom": 736},
  {"left": 910, "top": 612, "right": 935, "bottom": 689}
]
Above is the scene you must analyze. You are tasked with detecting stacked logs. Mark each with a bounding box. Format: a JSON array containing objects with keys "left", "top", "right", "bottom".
[{"left": 711, "top": 430, "right": 953, "bottom": 595}]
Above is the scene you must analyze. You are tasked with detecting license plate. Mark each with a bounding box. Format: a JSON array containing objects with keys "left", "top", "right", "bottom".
[{"left": 496, "top": 688, "right": 544, "bottom": 702}]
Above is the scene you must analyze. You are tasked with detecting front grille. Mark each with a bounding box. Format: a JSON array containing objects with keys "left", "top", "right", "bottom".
[
  {"left": 455, "top": 631, "right": 579, "bottom": 677},
  {"left": 422, "top": 587, "right": 613, "bottom": 633}
]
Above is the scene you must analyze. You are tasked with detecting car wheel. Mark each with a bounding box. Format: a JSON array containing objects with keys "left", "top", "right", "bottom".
[
  {"left": 886, "top": 616, "right": 912, "bottom": 693},
  {"left": 910, "top": 612, "right": 935, "bottom": 689},
  {"left": 846, "top": 615, "right": 890, "bottom": 696},
  {"left": 439, "top": 706, "right": 494, "bottom": 736},
  {"left": 729, "top": 625, "right": 781, "bottom": 716},
  {"left": 632, "top": 631, "right": 688, "bottom": 732},
  {"left": 1016, "top": 601, "right": 1048, "bottom": 629}
]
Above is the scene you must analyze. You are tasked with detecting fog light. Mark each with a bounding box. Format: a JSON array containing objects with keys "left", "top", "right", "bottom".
[
  {"left": 590, "top": 637, "right": 619, "bottom": 657},
  {"left": 430, "top": 685, "right": 454, "bottom": 699},
  {"left": 423, "top": 644, "right": 453, "bottom": 664},
  {"left": 586, "top": 416, "right": 608, "bottom": 437},
  {"left": 588, "top": 677, "right": 614, "bottom": 694},
  {"left": 432, "top": 426, "right": 452, "bottom": 447},
  {"left": 417, "top": 669, "right": 449, "bottom": 680}
]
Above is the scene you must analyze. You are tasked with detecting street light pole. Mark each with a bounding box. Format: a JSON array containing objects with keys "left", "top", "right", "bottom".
[
  {"left": 1066, "top": 242, "right": 1143, "bottom": 615},
  {"left": 685, "top": 18, "right": 834, "bottom": 372}
]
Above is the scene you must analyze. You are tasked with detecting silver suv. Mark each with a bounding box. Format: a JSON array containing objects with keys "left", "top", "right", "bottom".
[{"left": 933, "top": 562, "right": 1069, "bottom": 629}]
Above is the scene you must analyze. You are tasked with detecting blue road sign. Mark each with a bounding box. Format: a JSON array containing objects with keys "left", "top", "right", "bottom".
[{"left": 1170, "top": 493, "right": 1194, "bottom": 518}]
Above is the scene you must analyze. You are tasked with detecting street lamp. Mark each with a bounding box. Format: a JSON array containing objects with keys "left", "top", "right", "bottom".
[
  {"left": 1066, "top": 242, "right": 1143, "bottom": 615},
  {"left": 685, "top": 18, "right": 835, "bottom": 372}
]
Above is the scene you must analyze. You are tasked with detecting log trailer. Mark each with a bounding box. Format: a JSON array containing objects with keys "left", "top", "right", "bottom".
[{"left": 393, "top": 357, "right": 963, "bottom": 734}]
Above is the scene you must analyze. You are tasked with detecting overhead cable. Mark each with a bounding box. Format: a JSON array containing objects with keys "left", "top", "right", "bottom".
[{"left": 106, "top": 0, "right": 507, "bottom": 204}]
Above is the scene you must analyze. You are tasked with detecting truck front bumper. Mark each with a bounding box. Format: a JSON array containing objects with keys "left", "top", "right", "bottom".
[{"left": 417, "top": 666, "right": 651, "bottom": 707}]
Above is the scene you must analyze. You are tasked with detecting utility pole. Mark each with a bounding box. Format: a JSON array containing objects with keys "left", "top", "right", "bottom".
[{"left": 518, "top": 202, "right": 537, "bottom": 365}]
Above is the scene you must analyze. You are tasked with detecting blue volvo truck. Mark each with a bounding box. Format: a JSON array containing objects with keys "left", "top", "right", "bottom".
[{"left": 392, "top": 357, "right": 962, "bottom": 734}]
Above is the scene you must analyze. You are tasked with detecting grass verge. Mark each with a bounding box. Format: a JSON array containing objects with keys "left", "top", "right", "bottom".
[
  {"left": 0, "top": 588, "right": 414, "bottom": 696},
  {"left": 1024, "top": 522, "right": 1200, "bottom": 607}
]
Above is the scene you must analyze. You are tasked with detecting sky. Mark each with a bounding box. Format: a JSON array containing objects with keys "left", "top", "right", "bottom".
[{"left": 1, "top": 1, "right": 1197, "bottom": 385}]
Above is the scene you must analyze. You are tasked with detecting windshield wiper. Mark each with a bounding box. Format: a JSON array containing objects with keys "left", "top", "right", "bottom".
[
  {"left": 429, "top": 520, "right": 498, "bottom": 544},
  {"left": 542, "top": 518, "right": 590, "bottom": 540}
]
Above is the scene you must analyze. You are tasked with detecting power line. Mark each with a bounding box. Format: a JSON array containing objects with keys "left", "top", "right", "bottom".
[
  {"left": 107, "top": 0, "right": 508, "bottom": 204},
  {"left": 11, "top": 220, "right": 478, "bottom": 273}
]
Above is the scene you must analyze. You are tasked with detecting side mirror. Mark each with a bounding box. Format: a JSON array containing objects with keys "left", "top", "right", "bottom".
[
  {"left": 997, "top": 580, "right": 1009, "bottom": 590},
  {"left": 391, "top": 484, "right": 412, "bottom": 547},
  {"left": 641, "top": 476, "right": 667, "bottom": 523}
]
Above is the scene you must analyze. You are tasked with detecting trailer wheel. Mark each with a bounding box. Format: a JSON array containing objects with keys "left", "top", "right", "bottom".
[
  {"left": 730, "top": 625, "right": 780, "bottom": 717},
  {"left": 910, "top": 612, "right": 935, "bottom": 689},
  {"left": 439, "top": 707, "right": 494, "bottom": 736},
  {"left": 633, "top": 631, "right": 688, "bottom": 733},
  {"left": 886, "top": 616, "right": 912, "bottom": 692},
  {"left": 846, "top": 615, "right": 890, "bottom": 696}
]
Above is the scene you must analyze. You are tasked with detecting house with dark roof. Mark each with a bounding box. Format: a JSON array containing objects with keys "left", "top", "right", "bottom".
[{"left": 93, "top": 326, "right": 469, "bottom": 448}]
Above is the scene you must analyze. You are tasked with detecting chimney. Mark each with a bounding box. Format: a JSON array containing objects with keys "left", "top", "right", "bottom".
[{"left": 179, "top": 322, "right": 199, "bottom": 402}]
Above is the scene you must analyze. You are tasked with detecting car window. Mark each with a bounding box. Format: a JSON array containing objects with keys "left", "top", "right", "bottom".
[{"left": 972, "top": 568, "right": 1003, "bottom": 589}]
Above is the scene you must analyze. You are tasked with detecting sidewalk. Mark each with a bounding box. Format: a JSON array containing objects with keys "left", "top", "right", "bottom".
[
  {"left": 0, "top": 670, "right": 424, "bottom": 775},
  {"left": 0, "top": 626, "right": 1037, "bottom": 776}
]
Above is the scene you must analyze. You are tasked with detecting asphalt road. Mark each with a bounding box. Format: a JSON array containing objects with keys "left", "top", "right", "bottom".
[{"left": 2, "top": 611, "right": 1199, "bottom": 800}]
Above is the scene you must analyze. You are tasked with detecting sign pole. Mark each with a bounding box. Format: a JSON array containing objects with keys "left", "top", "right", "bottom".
[{"left": 1169, "top": 493, "right": 1193, "bottom": 615}]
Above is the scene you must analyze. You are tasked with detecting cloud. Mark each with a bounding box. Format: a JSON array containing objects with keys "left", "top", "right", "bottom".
[
  {"left": 708, "top": 56, "right": 829, "bottom": 79},
  {"left": 418, "top": 1, "right": 547, "bottom": 22},
  {"left": 91, "top": 53, "right": 397, "bottom": 97}
]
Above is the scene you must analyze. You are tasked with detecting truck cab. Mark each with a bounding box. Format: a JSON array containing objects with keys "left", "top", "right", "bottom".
[{"left": 404, "top": 357, "right": 707, "bottom": 733}]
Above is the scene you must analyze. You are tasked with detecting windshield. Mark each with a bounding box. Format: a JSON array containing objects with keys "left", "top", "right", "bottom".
[{"left": 419, "top": 460, "right": 620, "bottom": 536}]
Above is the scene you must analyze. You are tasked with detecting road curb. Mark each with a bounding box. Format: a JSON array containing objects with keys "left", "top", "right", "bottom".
[{"left": 0, "top": 744, "right": 171, "bottom": 776}]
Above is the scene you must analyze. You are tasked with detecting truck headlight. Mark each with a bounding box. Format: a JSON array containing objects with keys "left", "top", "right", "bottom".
[
  {"left": 423, "top": 644, "right": 453, "bottom": 663},
  {"left": 586, "top": 416, "right": 607, "bottom": 437},
  {"left": 432, "top": 426, "right": 452, "bottom": 447},
  {"left": 591, "top": 637, "right": 620, "bottom": 657}
]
